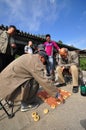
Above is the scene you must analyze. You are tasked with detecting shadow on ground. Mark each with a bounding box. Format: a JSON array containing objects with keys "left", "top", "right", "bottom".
[{"left": 80, "top": 119, "right": 86, "bottom": 129}]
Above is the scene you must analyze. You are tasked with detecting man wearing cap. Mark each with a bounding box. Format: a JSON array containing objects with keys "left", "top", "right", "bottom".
[
  {"left": 34, "top": 44, "right": 45, "bottom": 54},
  {"left": 0, "top": 51, "right": 63, "bottom": 112}
]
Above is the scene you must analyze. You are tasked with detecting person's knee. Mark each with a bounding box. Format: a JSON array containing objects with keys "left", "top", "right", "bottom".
[
  {"left": 70, "top": 65, "right": 78, "bottom": 72},
  {"left": 56, "top": 66, "right": 61, "bottom": 71}
]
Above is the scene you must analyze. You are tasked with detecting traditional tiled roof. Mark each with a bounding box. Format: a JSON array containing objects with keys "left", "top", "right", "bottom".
[{"left": 0, "top": 24, "right": 81, "bottom": 52}]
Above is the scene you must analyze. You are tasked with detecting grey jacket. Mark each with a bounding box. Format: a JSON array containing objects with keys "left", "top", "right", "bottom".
[
  {"left": 0, "top": 30, "right": 9, "bottom": 54},
  {"left": 58, "top": 51, "right": 79, "bottom": 67}
]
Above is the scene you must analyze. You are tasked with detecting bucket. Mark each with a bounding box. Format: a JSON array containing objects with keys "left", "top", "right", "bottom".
[{"left": 80, "top": 85, "right": 86, "bottom": 96}]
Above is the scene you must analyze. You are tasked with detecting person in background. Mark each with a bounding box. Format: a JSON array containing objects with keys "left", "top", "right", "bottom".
[
  {"left": 0, "top": 25, "right": 16, "bottom": 72},
  {"left": 34, "top": 44, "right": 51, "bottom": 79},
  {"left": 44, "top": 34, "right": 60, "bottom": 77},
  {"left": 56, "top": 48, "right": 79, "bottom": 93},
  {"left": 24, "top": 41, "right": 33, "bottom": 54},
  {"left": 34, "top": 44, "right": 45, "bottom": 54},
  {"left": 0, "top": 51, "right": 64, "bottom": 112}
]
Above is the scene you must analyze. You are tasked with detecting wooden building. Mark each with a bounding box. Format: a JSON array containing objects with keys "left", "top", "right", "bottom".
[{"left": 0, "top": 24, "right": 84, "bottom": 56}]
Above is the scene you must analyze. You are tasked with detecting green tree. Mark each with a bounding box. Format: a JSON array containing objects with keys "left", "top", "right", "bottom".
[{"left": 80, "top": 57, "right": 86, "bottom": 70}]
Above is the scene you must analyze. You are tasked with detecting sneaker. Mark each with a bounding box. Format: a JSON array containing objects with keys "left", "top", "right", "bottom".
[
  {"left": 55, "top": 83, "right": 66, "bottom": 87},
  {"left": 21, "top": 102, "right": 39, "bottom": 112},
  {"left": 72, "top": 86, "right": 79, "bottom": 93},
  {"left": 46, "top": 73, "right": 51, "bottom": 76},
  {"left": 54, "top": 81, "right": 59, "bottom": 86}
]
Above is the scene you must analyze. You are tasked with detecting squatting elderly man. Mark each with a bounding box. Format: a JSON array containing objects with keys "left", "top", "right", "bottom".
[
  {"left": 56, "top": 48, "right": 79, "bottom": 93},
  {"left": 0, "top": 51, "right": 63, "bottom": 112}
]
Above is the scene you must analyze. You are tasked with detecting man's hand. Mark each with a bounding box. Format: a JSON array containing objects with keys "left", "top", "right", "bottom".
[
  {"left": 11, "top": 43, "right": 16, "bottom": 48},
  {"left": 61, "top": 66, "right": 65, "bottom": 72},
  {"left": 55, "top": 90, "right": 65, "bottom": 104},
  {"left": 56, "top": 94, "right": 65, "bottom": 104}
]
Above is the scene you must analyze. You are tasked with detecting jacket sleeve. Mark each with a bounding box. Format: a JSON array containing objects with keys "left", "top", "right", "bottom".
[
  {"left": 70, "top": 51, "right": 79, "bottom": 66},
  {"left": 53, "top": 41, "right": 60, "bottom": 51},
  {"left": 0, "top": 30, "right": 8, "bottom": 53},
  {"left": 31, "top": 62, "right": 58, "bottom": 97}
]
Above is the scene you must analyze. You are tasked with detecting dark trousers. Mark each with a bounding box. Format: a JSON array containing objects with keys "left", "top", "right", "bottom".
[
  {"left": 6, "top": 79, "right": 39, "bottom": 104},
  {"left": 21, "top": 79, "right": 39, "bottom": 104},
  {"left": 0, "top": 53, "right": 14, "bottom": 72}
]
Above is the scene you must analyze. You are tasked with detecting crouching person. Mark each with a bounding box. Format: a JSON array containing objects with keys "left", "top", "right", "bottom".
[
  {"left": 56, "top": 48, "right": 79, "bottom": 93},
  {"left": 0, "top": 51, "right": 63, "bottom": 112}
]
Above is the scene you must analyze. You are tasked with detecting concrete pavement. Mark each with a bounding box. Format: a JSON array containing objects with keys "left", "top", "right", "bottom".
[{"left": 0, "top": 71, "right": 86, "bottom": 130}]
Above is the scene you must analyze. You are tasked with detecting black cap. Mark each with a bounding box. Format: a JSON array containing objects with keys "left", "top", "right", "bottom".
[
  {"left": 9, "top": 25, "right": 16, "bottom": 30},
  {"left": 37, "top": 44, "right": 45, "bottom": 51},
  {"left": 38, "top": 51, "right": 48, "bottom": 61}
]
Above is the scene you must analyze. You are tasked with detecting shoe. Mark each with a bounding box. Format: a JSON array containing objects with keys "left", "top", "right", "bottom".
[
  {"left": 0, "top": 105, "right": 2, "bottom": 110},
  {"left": 21, "top": 102, "right": 39, "bottom": 112},
  {"left": 54, "top": 82, "right": 59, "bottom": 86},
  {"left": 56, "top": 83, "right": 66, "bottom": 87},
  {"left": 72, "top": 86, "right": 79, "bottom": 93},
  {"left": 46, "top": 73, "right": 51, "bottom": 76}
]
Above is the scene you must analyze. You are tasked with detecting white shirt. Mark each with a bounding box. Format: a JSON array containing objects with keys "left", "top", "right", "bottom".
[{"left": 24, "top": 45, "right": 33, "bottom": 54}]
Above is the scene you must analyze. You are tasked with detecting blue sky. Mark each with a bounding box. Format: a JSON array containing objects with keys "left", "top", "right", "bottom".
[{"left": 0, "top": 0, "right": 86, "bottom": 49}]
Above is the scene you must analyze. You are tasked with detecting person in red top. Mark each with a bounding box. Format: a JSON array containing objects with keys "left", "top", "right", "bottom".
[{"left": 44, "top": 34, "right": 60, "bottom": 76}]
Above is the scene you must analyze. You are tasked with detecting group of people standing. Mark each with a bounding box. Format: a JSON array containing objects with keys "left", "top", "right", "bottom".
[{"left": 0, "top": 25, "right": 79, "bottom": 112}]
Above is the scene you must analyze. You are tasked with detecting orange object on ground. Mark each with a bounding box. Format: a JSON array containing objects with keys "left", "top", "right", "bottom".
[{"left": 37, "top": 89, "right": 71, "bottom": 107}]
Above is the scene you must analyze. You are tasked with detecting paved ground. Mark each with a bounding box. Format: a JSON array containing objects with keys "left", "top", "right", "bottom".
[{"left": 0, "top": 71, "right": 86, "bottom": 130}]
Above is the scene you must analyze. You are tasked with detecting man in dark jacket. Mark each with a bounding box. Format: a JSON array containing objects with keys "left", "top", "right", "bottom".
[{"left": 0, "top": 25, "right": 16, "bottom": 72}]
